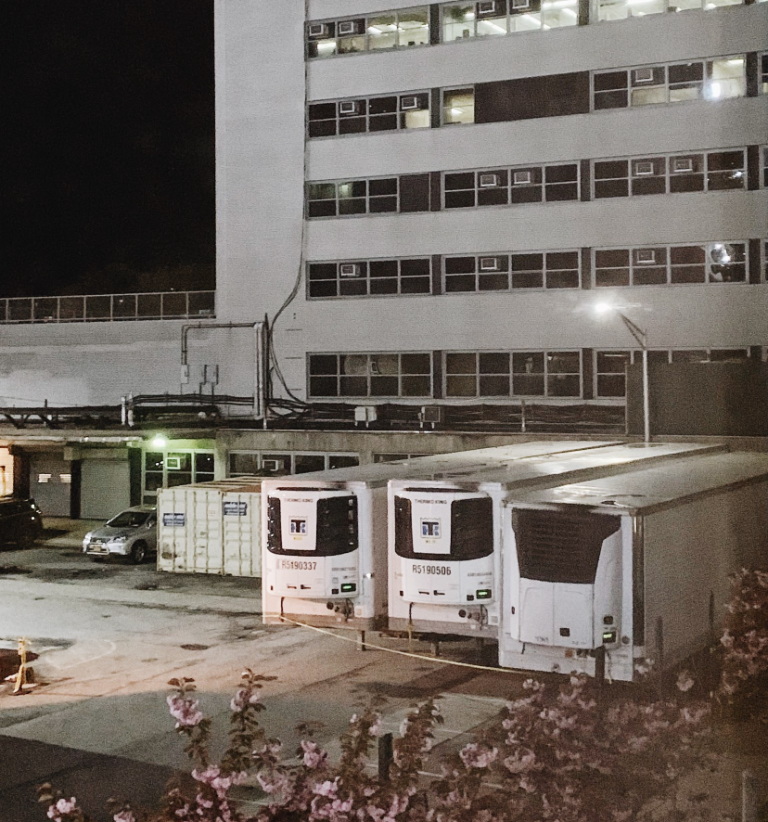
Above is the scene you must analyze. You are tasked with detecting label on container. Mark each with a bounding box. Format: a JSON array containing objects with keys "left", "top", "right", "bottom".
[
  {"left": 163, "top": 513, "right": 186, "bottom": 527},
  {"left": 223, "top": 501, "right": 248, "bottom": 516}
]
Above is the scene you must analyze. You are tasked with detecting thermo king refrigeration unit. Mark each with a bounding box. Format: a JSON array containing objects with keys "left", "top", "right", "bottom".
[{"left": 498, "top": 451, "right": 768, "bottom": 681}]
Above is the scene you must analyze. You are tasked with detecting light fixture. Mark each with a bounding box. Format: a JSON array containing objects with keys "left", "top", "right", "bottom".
[{"left": 151, "top": 434, "right": 168, "bottom": 449}]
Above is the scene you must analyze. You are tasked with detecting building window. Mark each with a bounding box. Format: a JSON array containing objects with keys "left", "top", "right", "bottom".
[
  {"left": 307, "top": 178, "right": 398, "bottom": 218},
  {"left": 444, "top": 250, "right": 580, "bottom": 292},
  {"left": 593, "top": 148, "right": 746, "bottom": 198},
  {"left": 596, "top": 0, "right": 741, "bottom": 23},
  {"left": 443, "top": 88, "right": 475, "bottom": 124},
  {"left": 306, "top": 7, "right": 429, "bottom": 59},
  {"left": 441, "top": 0, "right": 577, "bottom": 41},
  {"left": 762, "top": 53, "right": 768, "bottom": 94},
  {"left": 308, "top": 258, "right": 432, "bottom": 298},
  {"left": 594, "top": 242, "right": 747, "bottom": 286},
  {"left": 143, "top": 449, "right": 215, "bottom": 502},
  {"left": 308, "top": 353, "right": 432, "bottom": 398},
  {"left": 308, "top": 92, "right": 430, "bottom": 138},
  {"left": 593, "top": 56, "right": 746, "bottom": 110},
  {"left": 306, "top": 174, "right": 431, "bottom": 219},
  {"left": 444, "top": 163, "right": 579, "bottom": 209},
  {"left": 229, "top": 452, "right": 360, "bottom": 477},
  {"left": 444, "top": 350, "right": 581, "bottom": 398}
]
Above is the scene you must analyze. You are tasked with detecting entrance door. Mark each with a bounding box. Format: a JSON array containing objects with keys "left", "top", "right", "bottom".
[{"left": 80, "top": 460, "right": 131, "bottom": 519}]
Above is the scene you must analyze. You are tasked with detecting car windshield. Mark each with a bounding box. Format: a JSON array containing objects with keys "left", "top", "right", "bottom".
[{"left": 107, "top": 511, "right": 150, "bottom": 528}]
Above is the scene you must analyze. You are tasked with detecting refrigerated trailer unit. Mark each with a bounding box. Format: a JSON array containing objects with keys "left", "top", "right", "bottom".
[
  {"left": 260, "top": 441, "right": 622, "bottom": 631},
  {"left": 157, "top": 477, "right": 263, "bottom": 576},
  {"left": 498, "top": 451, "right": 768, "bottom": 681},
  {"left": 388, "top": 442, "right": 725, "bottom": 640}
]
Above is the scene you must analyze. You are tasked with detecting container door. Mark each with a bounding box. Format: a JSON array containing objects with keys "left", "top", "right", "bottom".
[
  {"left": 222, "top": 490, "right": 260, "bottom": 577},
  {"left": 191, "top": 488, "right": 223, "bottom": 573}
]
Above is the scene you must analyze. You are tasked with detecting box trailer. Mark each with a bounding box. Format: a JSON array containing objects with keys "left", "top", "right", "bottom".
[
  {"left": 261, "top": 441, "right": 621, "bottom": 631},
  {"left": 388, "top": 442, "right": 725, "bottom": 640},
  {"left": 498, "top": 451, "right": 768, "bottom": 681},
  {"left": 157, "top": 477, "right": 263, "bottom": 576}
]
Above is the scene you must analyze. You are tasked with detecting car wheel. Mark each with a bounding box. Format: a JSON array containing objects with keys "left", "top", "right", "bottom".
[{"left": 130, "top": 541, "right": 147, "bottom": 565}]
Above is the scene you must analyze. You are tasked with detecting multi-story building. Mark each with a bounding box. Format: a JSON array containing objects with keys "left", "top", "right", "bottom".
[{"left": 0, "top": 0, "right": 765, "bottom": 516}]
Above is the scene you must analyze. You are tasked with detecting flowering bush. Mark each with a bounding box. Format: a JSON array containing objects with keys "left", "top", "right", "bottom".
[
  {"left": 718, "top": 567, "right": 768, "bottom": 716},
  {"left": 37, "top": 649, "right": 756, "bottom": 822}
]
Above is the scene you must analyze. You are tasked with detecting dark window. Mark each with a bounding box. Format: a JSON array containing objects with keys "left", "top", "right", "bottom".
[
  {"left": 475, "top": 73, "right": 590, "bottom": 122},
  {"left": 400, "top": 174, "right": 431, "bottom": 212}
]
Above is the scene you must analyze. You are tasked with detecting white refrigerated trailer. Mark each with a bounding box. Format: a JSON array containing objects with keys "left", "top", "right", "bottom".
[
  {"left": 498, "top": 451, "right": 768, "bottom": 681},
  {"left": 157, "top": 477, "right": 263, "bottom": 576},
  {"left": 260, "top": 441, "right": 620, "bottom": 631},
  {"left": 388, "top": 442, "right": 725, "bottom": 640}
]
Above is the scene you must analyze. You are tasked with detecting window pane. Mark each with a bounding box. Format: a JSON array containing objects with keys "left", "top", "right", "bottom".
[
  {"left": 443, "top": 89, "right": 475, "bottom": 124},
  {"left": 309, "top": 354, "right": 337, "bottom": 375},
  {"left": 295, "top": 455, "right": 326, "bottom": 473},
  {"left": 446, "top": 352, "right": 477, "bottom": 374},
  {"left": 443, "top": 3, "right": 476, "bottom": 41},
  {"left": 401, "top": 353, "right": 431, "bottom": 374}
]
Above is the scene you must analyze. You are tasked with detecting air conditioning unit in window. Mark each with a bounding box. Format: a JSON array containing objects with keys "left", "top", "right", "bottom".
[
  {"left": 633, "top": 161, "right": 655, "bottom": 176},
  {"left": 308, "top": 23, "right": 330, "bottom": 38},
  {"left": 340, "top": 263, "right": 362, "bottom": 278},
  {"left": 337, "top": 20, "right": 360, "bottom": 35},
  {"left": 511, "top": 0, "right": 532, "bottom": 10},
  {"left": 262, "top": 459, "right": 287, "bottom": 473},
  {"left": 420, "top": 405, "right": 444, "bottom": 424},
  {"left": 513, "top": 170, "right": 533, "bottom": 185},
  {"left": 166, "top": 456, "right": 182, "bottom": 470},
  {"left": 478, "top": 0, "right": 500, "bottom": 14},
  {"left": 339, "top": 100, "right": 360, "bottom": 116},
  {"left": 633, "top": 67, "right": 655, "bottom": 84},
  {"left": 672, "top": 157, "right": 694, "bottom": 173},
  {"left": 400, "top": 95, "right": 421, "bottom": 110},
  {"left": 636, "top": 249, "right": 656, "bottom": 265},
  {"left": 479, "top": 173, "right": 500, "bottom": 188},
  {"left": 480, "top": 257, "right": 501, "bottom": 271},
  {"left": 354, "top": 405, "right": 378, "bottom": 423}
]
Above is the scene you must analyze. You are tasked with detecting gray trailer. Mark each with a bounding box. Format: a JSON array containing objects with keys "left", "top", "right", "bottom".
[{"left": 498, "top": 451, "right": 768, "bottom": 681}]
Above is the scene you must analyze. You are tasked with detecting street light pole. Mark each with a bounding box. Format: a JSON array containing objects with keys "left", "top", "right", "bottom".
[{"left": 616, "top": 312, "right": 650, "bottom": 444}]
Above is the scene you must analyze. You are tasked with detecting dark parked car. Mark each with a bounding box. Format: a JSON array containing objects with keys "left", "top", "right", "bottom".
[{"left": 0, "top": 497, "right": 43, "bottom": 549}]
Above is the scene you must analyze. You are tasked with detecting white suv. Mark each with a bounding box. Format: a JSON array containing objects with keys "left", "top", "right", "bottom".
[{"left": 82, "top": 506, "right": 157, "bottom": 564}]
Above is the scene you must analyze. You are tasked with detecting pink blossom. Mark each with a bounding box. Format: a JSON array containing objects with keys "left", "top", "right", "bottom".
[
  {"left": 368, "top": 714, "right": 383, "bottom": 737},
  {"left": 230, "top": 686, "right": 261, "bottom": 712},
  {"left": 192, "top": 765, "right": 247, "bottom": 797},
  {"left": 503, "top": 749, "right": 536, "bottom": 774},
  {"left": 676, "top": 670, "right": 695, "bottom": 692},
  {"left": 313, "top": 779, "right": 340, "bottom": 798},
  {"left": 256, "top": 771, "right": 291, "bottom": 794},
  {"left": 167, "top": 694, "right": 204, "bottom": 728},
  {"left": 47, "top": 797, "right": 78, "bottom": 821},
  {"left": 459, "top": 742, "right": 498, "bottom": 769},
  {"left": 113, "top": 812, "right": 136, "bottom": 822},
  {"left": 301, "top": 739, "right": 328, "bottom": 769}
]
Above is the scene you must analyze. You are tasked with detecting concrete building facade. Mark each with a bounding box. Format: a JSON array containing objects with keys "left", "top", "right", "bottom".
[{"left": 0, "top": 0, "right": 766, "bottom": 515}]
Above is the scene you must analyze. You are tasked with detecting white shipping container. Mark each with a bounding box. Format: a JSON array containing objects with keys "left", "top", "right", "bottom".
[
  {"left": 499, "top": 451, "right": 768, "bottom": 681},
  {"left": 157, "top": 478, "right": 263, "bottom": 577}
]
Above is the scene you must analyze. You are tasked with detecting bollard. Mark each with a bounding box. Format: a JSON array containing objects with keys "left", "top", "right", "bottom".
[
  {"left": 378, "top": 733, "right": 394, "bottom": 781},
  {"left": 742, "top": 770, "right": 758, "bottom": 822}
]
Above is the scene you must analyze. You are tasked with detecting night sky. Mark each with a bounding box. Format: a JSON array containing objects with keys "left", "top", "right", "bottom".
[{"left": 2, "top": 0, "right": 214, "bottom": 299}]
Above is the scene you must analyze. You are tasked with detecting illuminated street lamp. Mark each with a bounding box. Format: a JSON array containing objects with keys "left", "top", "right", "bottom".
[{"left": 594, "top": 303, "right": 650, "bottom": 443}]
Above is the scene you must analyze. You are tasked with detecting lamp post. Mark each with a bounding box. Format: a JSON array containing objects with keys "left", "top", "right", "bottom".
[{"left": 594, "top": 304, "right": 650, "bottom": 443}]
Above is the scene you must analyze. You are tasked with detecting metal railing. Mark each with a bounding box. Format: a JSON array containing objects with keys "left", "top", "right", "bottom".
[{"left": 0, "top": 290, "right": 215, "bottom": 324}]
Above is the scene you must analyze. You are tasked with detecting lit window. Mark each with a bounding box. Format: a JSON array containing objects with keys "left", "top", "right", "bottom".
[
  {"left": 307, "top": 7, "right": 429, "bottom": 59},
  {"left": 443, "top": 88, "right": 475, "bottom": 124}
]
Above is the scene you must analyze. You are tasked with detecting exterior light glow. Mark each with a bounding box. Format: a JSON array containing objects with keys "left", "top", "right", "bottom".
[{"left": 151, "top": 434, "right": 168, "bottom": 449}]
